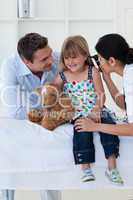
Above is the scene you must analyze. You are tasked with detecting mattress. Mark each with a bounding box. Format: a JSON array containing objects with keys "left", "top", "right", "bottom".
[{"left": 0, "top": 118, "right": 133, "bottom": 189}]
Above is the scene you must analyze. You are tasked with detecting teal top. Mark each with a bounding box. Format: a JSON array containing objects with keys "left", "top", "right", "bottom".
[{"left": 59, "top": 66, "right": 97, "bottom": 119}]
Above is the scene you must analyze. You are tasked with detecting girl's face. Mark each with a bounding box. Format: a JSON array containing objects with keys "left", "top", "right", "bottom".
[{"left": 64, "top": 53, "right": 87, "bottom": 72}]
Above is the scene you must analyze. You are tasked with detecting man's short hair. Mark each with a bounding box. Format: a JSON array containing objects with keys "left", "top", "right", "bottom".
[{"left": 17, "top": 33, "right": 48, "bottom": 62}]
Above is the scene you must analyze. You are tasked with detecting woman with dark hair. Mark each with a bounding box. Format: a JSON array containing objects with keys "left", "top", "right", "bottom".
[{"left": 75, "top": 33, "right": 133, "bottom": 136}]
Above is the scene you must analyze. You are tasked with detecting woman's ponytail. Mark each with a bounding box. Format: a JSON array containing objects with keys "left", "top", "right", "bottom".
[{"left": 95, "top": 33, "right": 133, "bottom": 65}]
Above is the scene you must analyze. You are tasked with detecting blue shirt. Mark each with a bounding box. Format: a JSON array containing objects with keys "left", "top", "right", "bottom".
[{"left": 0, "top": 51, "right": 59, "bottom": 119}]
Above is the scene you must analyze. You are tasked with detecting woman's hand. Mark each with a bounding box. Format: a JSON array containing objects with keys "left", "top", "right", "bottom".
[
  {"left": 91, "top": 56, "right": 111, "bottom": 82},
  {"left": 101, "top": 71, "right": 111, "bottom": 82},
  {"left": 74, "top": 117, "right": 98, "bottom": 132}
]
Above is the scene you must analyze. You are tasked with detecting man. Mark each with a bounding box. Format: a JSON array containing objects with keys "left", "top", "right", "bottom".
[{"left": 0, "top": 33, "right": 61, "bottom": 200}]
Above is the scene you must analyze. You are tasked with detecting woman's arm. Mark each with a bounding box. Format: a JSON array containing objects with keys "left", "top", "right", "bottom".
[
  {"left": 95, "top": 122, "right": 133, "bottom": 136},
  {"left": 92, "top": 67, "right": 106, "bottom": 108},
  {"left": 102, "top": 73, "right": 125, "bottom": 110},
  {"left": 75, "top": 66, "right": 133, "bottom": 136},
  {"left": 74, "top": 117, "right": 133, "bottom": 136}
]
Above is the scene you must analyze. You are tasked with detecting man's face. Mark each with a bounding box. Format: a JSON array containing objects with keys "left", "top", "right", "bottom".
[{"left": 25, "top": 47, "right": 53, "bottom": 73}]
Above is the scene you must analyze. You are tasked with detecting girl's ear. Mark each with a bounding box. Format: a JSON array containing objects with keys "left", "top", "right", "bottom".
[
  {"left": 84, "top": 55, "right": 89, "bottom": 63},
  {"left": 108, "top": 57, "right": 116, "bottom": 66}
]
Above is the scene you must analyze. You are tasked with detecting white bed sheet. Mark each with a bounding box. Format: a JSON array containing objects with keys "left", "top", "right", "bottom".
[
  {"left": 0, "top": 118, "right": 133, "bottom": 189},
  {"left": 0, "top": 118, "right": 74, "bottom": 173}
]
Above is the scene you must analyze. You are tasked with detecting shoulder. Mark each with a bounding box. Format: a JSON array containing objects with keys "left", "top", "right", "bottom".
[
  {"left": 92, "top": 66, "right": 101, "bottom": 78},
  {"left": 1, "top": 53, "right": 16, "bottom": 67},
  {"left": 0, "top": 52, "right": 23, "bottom": 85},
  {"left": 0, "top": 53, "right": 17, "bottom": 76},
  {"left": 52, "top": 51, "right": 60, "bottom": 64},
  {"left": 124, "top": 64, "right": 133, "bottom": 81},
  {"left": 53, "top": 73, "right": 63, "bottom": 87},
  {"left": 92, "top": 66, "right": 99, "bottom": 73},
  {"left": 123, "top": 64, "right": 133, "bottom": 94},
  {"left": 51, "top": 51, "right": 60, "bottom": 74}
]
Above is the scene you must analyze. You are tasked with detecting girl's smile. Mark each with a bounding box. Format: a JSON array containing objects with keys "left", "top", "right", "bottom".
[{"left": 64, "top": 54, "right": 87, "bottom": 72}]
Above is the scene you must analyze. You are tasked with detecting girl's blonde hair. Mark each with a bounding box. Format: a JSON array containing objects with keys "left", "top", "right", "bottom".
[{"left": 60, "top": 35, "right": 91, "bottom": 71}]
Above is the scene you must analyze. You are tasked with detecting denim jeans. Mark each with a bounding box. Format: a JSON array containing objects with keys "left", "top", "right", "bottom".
[{"left": 73, "top": 109, "right": 120, "bottom": 164}]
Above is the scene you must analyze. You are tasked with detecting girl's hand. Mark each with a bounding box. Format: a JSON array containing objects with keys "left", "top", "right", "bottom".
[
  {"left": 90, "top": 107, "right": 101, "bottom": 123},
  {"left": 74, "top": 117, "right": 98, "bottom": 132}
]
